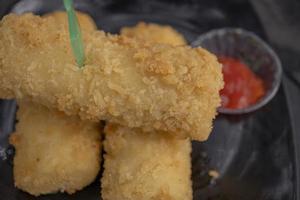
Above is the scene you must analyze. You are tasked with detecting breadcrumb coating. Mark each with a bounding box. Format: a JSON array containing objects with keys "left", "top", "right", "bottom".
[
  {"left": 43, "top": 11, "right": 97, "bottom": 31},
  {"left": 120, "top": 22, "right": 187, "bottom": 45},
  {"left": 9, "top": 101, "right": 101, "bottom": 196},
  {"left": 102, "top": 124, "right": 192, "bottom": 200},
  {"left": 0, "top": 13, "right": 223, "bottom": 140},
  {"left": 8, "top": 12, "right": 101, "bottom": 196},
  {"left": 101, "top": 23, "right": 192, "bottom": 200}
]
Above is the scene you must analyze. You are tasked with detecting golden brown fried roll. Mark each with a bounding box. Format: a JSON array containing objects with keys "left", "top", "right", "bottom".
[
  {"left": 0, "top": 13, "right": 223, "bottom": 140},
  {"left": 43, "top": 11, "right": 96, "bottom": 31},
  {"left": 102, "top": 124, "right": 192, "bottom": 200},
  {"left": 10, "top": 101, "right": 101, "bottom": 196},
  {"left": 8, "top": 12, "right": 100, "bottom": 196},
  {"left": 101, "top": 23, "right": 192, "bottom": 200},
  {"left": 120, "top": 22, "right": 187, "bottom": 45}
]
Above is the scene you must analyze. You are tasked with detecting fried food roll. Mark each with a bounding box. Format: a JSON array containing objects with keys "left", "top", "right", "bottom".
[
  {"left": 120, "top": 22, "right": 187, "bottom": 45},
  {"left": 9, "top": 101, "right": 101, "bottom": 196},
  {"left": 102, "top": 22, "right": 192, "bottom": 200},
  {"left": 8, "top": 12, "right": 100, "bottom": 196},
  {"left": 0, "top": 14, "right": 223, "bottom": 141},
  {"left": 43, "top": 11, "right": 96, "bottom": 31},
  {"left": 102, "top": 124, "right": 192, "bottom": 200}
]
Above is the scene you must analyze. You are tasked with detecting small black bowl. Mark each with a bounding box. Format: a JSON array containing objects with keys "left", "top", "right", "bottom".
[{"left": 192, "top": 28, "right": 282, "bottom": 114}]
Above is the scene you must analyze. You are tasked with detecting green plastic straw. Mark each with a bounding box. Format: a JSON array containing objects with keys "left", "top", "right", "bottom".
[{"left": 63, "top": 0, "right": 85, "bottom": 68}]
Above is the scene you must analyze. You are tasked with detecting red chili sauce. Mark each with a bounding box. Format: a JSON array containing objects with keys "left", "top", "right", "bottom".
[{"left": 219, "top": 56, "right": 265, "bottom": 109}]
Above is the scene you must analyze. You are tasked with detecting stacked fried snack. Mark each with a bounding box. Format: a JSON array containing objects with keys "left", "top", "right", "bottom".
[
  {"left": 101, "top": 23, "right": 192, "bottom": 200},
  {"left": 102, "top": 124, "right": 192, "bottom": 200},
  {"left": 10, "top": 101, "right": 101, "bottom": 195},
  {"left": 0, "top": 13, "right": 223, "bottom": 141},
  {"left": 9, "top": 12, "right": 102, "bottom": 196},
  {"left": 0, "top": 11, "right": 223, "bottom": 199}
]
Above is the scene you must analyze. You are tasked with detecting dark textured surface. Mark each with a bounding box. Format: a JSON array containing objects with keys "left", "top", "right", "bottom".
[
  {"left": 251, "top": 1, "right": 300, "bottom": 199},
  {"left": 0, "top": 0, "right": 298, "bottom": 199}
]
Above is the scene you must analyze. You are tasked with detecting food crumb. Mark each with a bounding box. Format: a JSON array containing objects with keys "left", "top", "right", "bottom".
[{"left": 208, "top": 170, "right": 220, "bottom": 179}]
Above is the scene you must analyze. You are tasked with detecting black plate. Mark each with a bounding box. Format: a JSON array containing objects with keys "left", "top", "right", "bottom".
[{"left": 0, "top": 0, "right": 298, "bottom": 199}]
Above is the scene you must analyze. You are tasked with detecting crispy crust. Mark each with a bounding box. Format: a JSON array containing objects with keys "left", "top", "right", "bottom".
[
  {"left": 101, "top": 22, "right": 192, "bottom": 200},
  {"left": 0, "top": 14, "right": 223, "bottom": 140},
  {"left": 43, "top": 11, "right": 97, "bottom": 31},
  {"left": 120, "top": 22, "right": 187, "bottom": 45},
  {"left": 8, "top": 12, "right": 100, "bottom": 196},
  {"left": 10, "top": 101, "right": 101, "bottom": 196},
  {"left": 102, "top": 123, "right": 192, "bottom": 200}
]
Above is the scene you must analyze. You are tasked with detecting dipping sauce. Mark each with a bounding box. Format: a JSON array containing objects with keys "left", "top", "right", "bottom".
[{"left": 219, "top": 56, "right": 265, "bottom": 109}]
